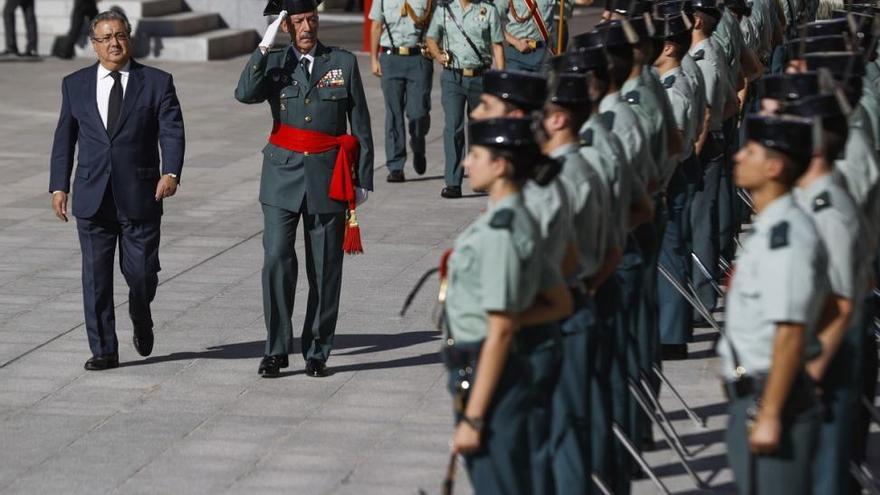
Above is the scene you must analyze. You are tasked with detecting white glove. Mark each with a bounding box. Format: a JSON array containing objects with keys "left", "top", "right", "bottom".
[
  {"left": 356, "top": 187, "right": 369, "bottom": 206},
  {"left": 259, "top": 11, "right": 287, "bottom": 51}
]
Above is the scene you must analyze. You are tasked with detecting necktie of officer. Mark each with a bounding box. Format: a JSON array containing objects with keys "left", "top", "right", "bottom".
[
  {"left": 106, "top": 71, "right": 123, "bottom": 135},
  {"left": 301, "top": 57, "right": 311, "bottom": 80}
]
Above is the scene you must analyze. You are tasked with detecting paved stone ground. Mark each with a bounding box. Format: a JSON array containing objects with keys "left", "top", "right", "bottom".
[{"left": 0, "top": 11, "right": 877, "bottom": 494}]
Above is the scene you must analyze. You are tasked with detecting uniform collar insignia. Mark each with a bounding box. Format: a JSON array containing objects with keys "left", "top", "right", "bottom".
[
  {"left": 812, "top": 190, "right": 832, "bottom": 212},
  {"left": 625, "top": 90, "right": 640, "bottom": 105},
  {"left": 693, "top": 49, "right": 705, "bottom": 61},
  {"left": 663, "top": 75, "right": 675, "bottom": 89},
  {"left": 599, "top": 111, "right": 616, "bottom": 130},
  {"left": 580, "top": 128, "right": 594, "bottom": 146},
  {"left": 769, "top": 221, "right": 790, "bottom": 249}
]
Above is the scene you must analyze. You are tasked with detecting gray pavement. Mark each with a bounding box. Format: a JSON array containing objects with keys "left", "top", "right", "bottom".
[{"left": 0, "top": 13, "right": 876, "bottom": 495}]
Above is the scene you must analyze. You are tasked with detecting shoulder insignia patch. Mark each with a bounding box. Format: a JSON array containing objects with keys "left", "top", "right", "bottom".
[
  {"left": 489, "top": 209, "right": 514, "bottom": 230},
  {"left": 599, "top": 111, "right": 616, "bottom": 130},
  {"left": 625, "top": 91, "right": 640, "bottom": 105},
  {"left": 663, "top": 75, "right": 675, "bottom": 89},
  {"left": 693, "top": 49, "right": 705, "bottom": 61},
  {"left": 769, "top": 221, "right": 789, "bottom": 250},
  {"left": 580, "top": 128, "right": 594, "bottom": 146},
  {"left": 812, "top": 191, "right": 832, "bottom": 212}
]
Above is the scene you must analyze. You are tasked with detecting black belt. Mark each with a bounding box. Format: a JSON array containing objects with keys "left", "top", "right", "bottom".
[
  {"left": 516, "top": 322, "right": 560, "bottom": 350},
  {"left": 722, "top": 372, "right": 816, "bottom": 416},
  {"left": 442, "top": 340, "right": 482, "bottom": 370},
  {"left": 447, "top": 67, "right": 486, "bottom": 77},
  {"left": 381, "top": 46, "right": 421, "bottom": 56}
]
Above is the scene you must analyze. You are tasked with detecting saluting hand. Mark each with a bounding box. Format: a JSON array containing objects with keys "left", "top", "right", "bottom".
[
  {"left": 155, "top": 175, "right": 179, "bottom": 201},
  {"left": 51, "top": 191, "right": 68, "bottom": 222},
  {"left": 451, "top": 421, "right": 481, "bottom": 454},
  {"left": 748, "top": 413, "right": 782, "bottom": 454}
]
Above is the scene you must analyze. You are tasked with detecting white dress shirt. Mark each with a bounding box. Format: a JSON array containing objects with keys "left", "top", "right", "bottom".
[
  {"left": 97, "top": 61, "right": 130, "bottom": 129},
  {"left": 293, "top": 46, "right": 315, "bottom": 69}
]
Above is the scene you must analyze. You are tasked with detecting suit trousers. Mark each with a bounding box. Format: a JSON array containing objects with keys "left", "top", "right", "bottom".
[
  {"left": 76, "top": 184, "right": 161, "bottom": 357},
  {"left": 261, "top": 203, "right": 344, "bottom": 363},
  {"left": 659, "top": 164, "right": 694, "bottom": 345},
  {"left": 379, "top": 53, "right": 433, "bottom": 172},
  {"left": 441, "top": 70, "right": 483, "bottom": 188},
  {"left": 3, "top": 0, "right": 36, "bottom": 52},
  {"left": 692, "top": 140, "right": 723, "bottom": 313}
]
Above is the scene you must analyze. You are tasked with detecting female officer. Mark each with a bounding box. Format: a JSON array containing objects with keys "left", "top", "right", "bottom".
[{"left": 444, "top": 117, "right": 572, "bottom": 494}]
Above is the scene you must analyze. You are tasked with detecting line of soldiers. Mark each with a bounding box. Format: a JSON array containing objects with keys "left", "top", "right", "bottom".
[{"left": 410, "top": 0, "right": 880, "bottom": 493}]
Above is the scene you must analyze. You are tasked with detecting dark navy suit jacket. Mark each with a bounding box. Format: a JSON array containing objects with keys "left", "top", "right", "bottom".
[{"left": 49, "top": 60, "right": 185, "bottom": 220}]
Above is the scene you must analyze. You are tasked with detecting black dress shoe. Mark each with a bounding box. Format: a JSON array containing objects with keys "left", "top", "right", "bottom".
[
  {"left": 413, "top": 154, "right": 427, "bottom": 175},
  {"left": 19, "top": 50, "right": 38, "bottom": 58},
  {"left": 132, "top": 326, "right": 154, "bottom": 357},
  {"left": 386, "top": 169, "right": 406, "bottom": 183},
  {"left": 0, "top": 49, "right": 19, "bottom": 57},
  {"left": 258, "top": 355, "right": 289, "bottom": 378},
  {"left": 84, "top": 354, "right": 119, "bottom": 371},
  {"left": 661, "top": 344, "right": 688, "bottom": 361},
  {"left": 305, "top": 358, "right": 328, "bottom": 377},
  {"left": 441, "top": 186, "right": 462, "bottom": 199}
]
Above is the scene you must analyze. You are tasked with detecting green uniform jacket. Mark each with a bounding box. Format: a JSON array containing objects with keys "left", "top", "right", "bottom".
[{"left": 235, "top": 44, "right": 374, "bottom": 214}]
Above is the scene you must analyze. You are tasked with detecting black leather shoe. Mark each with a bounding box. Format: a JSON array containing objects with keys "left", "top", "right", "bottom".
[
  {"left": 84, "top": 354, "right": 119, "bottom": 370},
  {"left": 386, "top": 169, "right": 405, "bottom": 183},
  {"left": 132, "top": 326, "right": 154, "bottom": 357},
  {"left": 0, "top": 49, "right": 19, "bottom": 57},
  {"left": 305, "top": 358, "right": 328, "bottom": 377},
  {"left": 441, "top": 186, "right": 462, "bottom": 199},
  {"left": 661, "top": 344, "right": 688, "bottom": 361},
  {"left": 413, "top": 154, "right": 427, "bottom": 175},
  {"left": 258, "top": 355, "right": 289, "bottom": 378},
  {"left": 19, "top": 50, "right": 38, "bottom": 58}
]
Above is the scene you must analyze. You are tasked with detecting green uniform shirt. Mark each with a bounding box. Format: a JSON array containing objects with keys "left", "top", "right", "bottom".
[
  {"left": 369, "top": 0, "right": 434, "bottom": 48},
  {"left": 690, "top": 38, "right": 727, "bottom": 132},
  {"left": 426, "top": 0, "right": 503, "bottom": 69},
  {"left": 522, "top": 177, "right": 573, "bottom": 273},
  {"left": 713, "top": 9, "right": 743, "bottom": 91},
  {"left": 660, "top": 66, "right": 695, "bottom": 160},
  {"left": 445, "top": 193, "right": 559, "bottom": 343},
  {"left": 835, "top": 121, "right": 880, "bottom": 252},
  {"left": 743, "top": 0, "right": 773, "bottom": 62},
  {"left": 551, "top": 143, "right": 609, "bottom": 280},
  {"left": 861, "top": 64, "right": 880, "bottom": 150},
  {"left": 494, "top": 0, "right": 554, "bottom": 42},
  {"left": 598, "top": 91, "right": 659, "bottom": 187},
  {"left": 681, "top": 53, "right": 707, "bottom": 141},
  {"left": 718, "top": 194, "right": 829, "bottom": 379}
]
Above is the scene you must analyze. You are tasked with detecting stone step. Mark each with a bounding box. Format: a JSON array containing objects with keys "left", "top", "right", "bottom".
[
  {"left": 138, "top": 28, "right": 256, "bottom": 60},
  {"left": 136, "top": 11, "right": 223, "bottom": 37}
]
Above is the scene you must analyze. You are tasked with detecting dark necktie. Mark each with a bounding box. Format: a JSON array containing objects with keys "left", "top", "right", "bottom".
[
  {"left": 301, "top": 57, "right": 311, "bottom": 80},
  {"left": 106, "top": 71, "right": 123, "bottom": 135}
]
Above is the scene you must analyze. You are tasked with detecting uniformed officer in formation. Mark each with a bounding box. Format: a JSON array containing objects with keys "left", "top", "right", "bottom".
[
  {"left": 235, "top": 0, "right": 373, "bottom": 378},
  {"left": 368, "top": 0, "right": 434, "bottom": 183},
  {"left": 494, "top": 0, "right": 557, "bottom": 71},
  {"left": 425, "top": 0, "right": 505, "bottom": 198}
]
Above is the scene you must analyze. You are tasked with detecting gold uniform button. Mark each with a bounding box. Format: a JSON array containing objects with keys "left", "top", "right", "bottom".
[
  {"left": 305, "top": 115, "right": 312, "bottom": 122},
  {"left": 304, "top": 151, "right": 310, "bottom": 156},
  {"left": 280, "top": 104, "right": 286, "bottom": 110},
  {"left": 304, "top": 98, "right": 311, "bottom": 104}
]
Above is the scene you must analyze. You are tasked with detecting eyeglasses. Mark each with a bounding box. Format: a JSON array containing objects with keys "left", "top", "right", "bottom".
[{"left": 91, "top": 33, "right": 130, "bottom": 44}]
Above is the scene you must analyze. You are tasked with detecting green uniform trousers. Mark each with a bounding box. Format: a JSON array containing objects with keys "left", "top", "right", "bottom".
[
  {"left": 440, "top": 70, "right": 483, "bottom": 187},
  {"left": 378, "top": 53, "right": 433, "bottom": 172},
  {"left": 261, "top": 203, "right": 344, "bottom": 363}
]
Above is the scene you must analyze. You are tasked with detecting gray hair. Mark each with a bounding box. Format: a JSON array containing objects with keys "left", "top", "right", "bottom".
[{"left": 89, "top": 9, "right": 133, "bottom": 38}]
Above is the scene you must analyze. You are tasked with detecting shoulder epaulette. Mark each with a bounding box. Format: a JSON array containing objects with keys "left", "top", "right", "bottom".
[
  {"left": 489, "top": 209, "right": 514, "bottom": 230},
  {"left": 770, "top": 221, "right": 790, "bottom": 249},
  {"left": 599, "top": 111, "right": 616, "bottom": 130},
  {"left": 625, "top": 91, "right": 640, "bottom": 105},
  {"left": 693, "top": 49, "right": 705, "bottom": 61},
  {"left": 580, "top": 128, "right": 594, "bottom": 146},
  {"left": 812, "top": 191, "right": 832, "bottom": 212},
  {"left": 663, "top": 75, "right": 675, "bottom": 89}
]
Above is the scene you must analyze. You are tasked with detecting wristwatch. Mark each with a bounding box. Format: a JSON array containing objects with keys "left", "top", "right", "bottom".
[
  {"left": 461, "top": 415, "right": 484, "bottom": 432},
  {"left": 165, "top": 173, "right": 178, "bottom": 179}
]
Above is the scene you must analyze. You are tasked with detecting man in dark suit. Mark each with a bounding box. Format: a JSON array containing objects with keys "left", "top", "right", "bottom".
[
  {"left": 49, "top": 9, "right": 185, "bottom": 370},
  {"left": 235, "top": 0, "right": 373, "bottom": 378}
]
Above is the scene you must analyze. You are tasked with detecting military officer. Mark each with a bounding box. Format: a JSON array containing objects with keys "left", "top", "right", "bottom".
[
  {"left": 721, "top": 113, "right": 828, "bottom": 495},
  {"left": 446, "top": 117, "right": 572, "bottom": 494},
  {"left": 469, "top": 69, "right": 574, "bottom": 495},
  {"left": 494, "top": 0, "right": 555, "bottom": 72},
  {"left": 655, "top": 14, "right": 698, "bottom": 359},
  {"left": 786, "top": 92, "right": 871, "bottom": 495},
  {"left": 425, "top": 0, "right": 505, "bottom": 198},
  {"left": 235, "top": 0, "right": 374, "bottom": 378},
  {"left": 368, "top": 0, "right": 434, "bottom": 183},
  {"left": 689, "top": 0, "right": 729, "bottom": 313}
]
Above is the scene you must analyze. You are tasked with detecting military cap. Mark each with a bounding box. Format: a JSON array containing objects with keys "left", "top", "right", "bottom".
[
  {"left": 758, "top": 72, "right": 819, "bottom": 101},
  {"left": 468, "top": 117, "right": 538, "bottom": 148},
  {"left": 786, "top": 35, "right": 850, "bottom": 57},
  {"left": 744, "top": 113, "right": 815, "bottom": 168},
  {"left": 595, "top": 19, "right": 642, "bottom": 47},
  {"left": 628, "top": 15, "right": 658, "bottom": 40},
  {"left": 691, "top": 0, "right": 722, "bottom": 17},
  {"left": 263, "top": 0, "right": 322, "bottom": 15},
  {"left": 609, "top": 0, "right": 653, "bottom": 16},
  {"left": 841, "top": 4, "right": 880, "bottom": 15},
  {"left": 657, "top": 14, "right": 692, "bottom": 38},
  {"left": 725, "top": 0, "right": 750, "bottom": 15},
  {"left": 804, "top": 51, "right": 866, "bottom": 78},
  {"left": 482, "top": 70, "right": 549, "bottom": 111},
  {"left": 549, "top": 73, "right": 592, "bottom": 106},
  {"left": 786, "top": 94, "right": 847, "bottom": 119},
  {"left": 572, "top": 30, "right": 606, "bottom": 50},
  {"left": 655, "top": 0, "right": 694, "bottom": 17},
  {"left": 801, "top": 18, "right": 849, "bottom": 37},
  {"left": 553, "top": 47, "right": 608, "bottom": 73}
]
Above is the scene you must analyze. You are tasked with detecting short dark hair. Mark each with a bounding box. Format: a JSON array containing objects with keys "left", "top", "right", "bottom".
[
  {"left": 605, "top": 46, "right": 633, "bottom": 88},
  {"left": 666, "top": 32, "right": 692, "bottom": 57},
  {"left": 694, "top": 10, "right": 718, "bottom": 35},
  {"left": 487, "top": 146, "right": 542, "bottom": 185},
  {"left": 544, "top": 101, "right": 591, "bottom": 133},
  {"left": 89, "top": 9, "right": 132, "bottom": 38}
]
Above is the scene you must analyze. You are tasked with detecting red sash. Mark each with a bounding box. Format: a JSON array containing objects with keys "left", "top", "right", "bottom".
[
  {"left": 268, "top": 122, "right": 364, "bottom": 254},
  {"left": 522, "top": 0, "right": 554, "bottom": 55}
]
